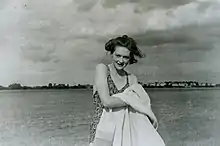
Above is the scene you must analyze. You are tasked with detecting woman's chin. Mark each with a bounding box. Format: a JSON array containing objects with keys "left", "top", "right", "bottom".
[{"left": 115, "top": 65, "right": 126, "bottom": 70}]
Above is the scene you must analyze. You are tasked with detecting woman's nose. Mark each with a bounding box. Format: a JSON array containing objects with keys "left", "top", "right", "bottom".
[{"left": 118, "top": 57, "right": 123, "bottom": 63}]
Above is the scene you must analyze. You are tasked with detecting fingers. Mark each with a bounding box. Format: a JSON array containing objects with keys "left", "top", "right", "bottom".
[{"left": 153, "top": 120, "right": 158, "bottom": 129}]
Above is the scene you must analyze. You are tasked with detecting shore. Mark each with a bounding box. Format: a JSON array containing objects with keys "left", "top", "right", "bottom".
[
  {"left": 1, "top": 87, "right": 220, "bottom": 91},
  {"left": 145, "top": 87, "right": 220, "bottom": 91}
]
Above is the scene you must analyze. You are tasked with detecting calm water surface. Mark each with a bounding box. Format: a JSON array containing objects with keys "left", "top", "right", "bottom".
[{"left": 0, "top": 89, "right": 219, "bottom": 146}]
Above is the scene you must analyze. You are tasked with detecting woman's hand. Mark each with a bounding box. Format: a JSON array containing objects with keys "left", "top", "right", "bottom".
[
  {"left": 152, "top": 118, "right": 158, "bottom": 130},
  {"left": 148, "top": 112, "right": 158, "bottom": 130}
]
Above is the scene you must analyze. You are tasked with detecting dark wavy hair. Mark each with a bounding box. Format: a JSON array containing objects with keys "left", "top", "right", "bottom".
[{"left": 105, "top": 35, "right": 145, "bottom": 64}]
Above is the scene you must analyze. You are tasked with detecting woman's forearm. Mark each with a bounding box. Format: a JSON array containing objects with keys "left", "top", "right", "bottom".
[
  {"left": 105, "top": 96, "right": 127, "bottom": 108},
  {"left": 147, "top": 109, "right": 157, "bottom": 123}
]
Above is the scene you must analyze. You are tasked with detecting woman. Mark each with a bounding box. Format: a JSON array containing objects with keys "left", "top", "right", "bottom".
[{"left": 88, "top": 35, "right": 158, "bottom": 145}]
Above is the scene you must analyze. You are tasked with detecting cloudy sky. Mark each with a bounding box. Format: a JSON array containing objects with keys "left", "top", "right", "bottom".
[{"left": 0, "top": 0, "right": 220, "bottom": 86}]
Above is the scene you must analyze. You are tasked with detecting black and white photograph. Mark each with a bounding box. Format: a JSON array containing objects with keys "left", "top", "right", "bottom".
[{"left": 0, "top": 0, "right": 220, "bottom": 145}]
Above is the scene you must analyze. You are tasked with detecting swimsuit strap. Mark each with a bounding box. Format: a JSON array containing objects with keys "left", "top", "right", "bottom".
[{"left": 106, "top": 64, "right": 129, "bottom": 89}]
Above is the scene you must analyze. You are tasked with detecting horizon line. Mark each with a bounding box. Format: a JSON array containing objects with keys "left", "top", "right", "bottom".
[{"left": 0, "top": 80, "right": 219, "bottom": 87}]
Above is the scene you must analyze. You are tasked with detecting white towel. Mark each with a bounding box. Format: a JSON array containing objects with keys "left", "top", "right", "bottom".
[
  {"left": 90, "top": 84, "right": 166, "bottom": 146},
  {"left": 113, "top": 83, "right": 166, "bottom": 146},
  {"left": 115, "top": 84, "right": 152, "bottom": 117}
]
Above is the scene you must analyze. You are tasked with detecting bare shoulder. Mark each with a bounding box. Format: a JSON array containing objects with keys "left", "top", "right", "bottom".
[
  {"left": 94, "top": 63, "right": 108, "bottom": 91},
  {"left": 130, "top": 74, "right": 138, "bottom": 83},
  {"left": 95, "top": 63, "right": 108, "bottom": 74},
  {"left": 126, "top": 71, "right": 138, "bottom": 85},
  {"left": 94, "top": 63, "right": 108, "bottom": 81}
]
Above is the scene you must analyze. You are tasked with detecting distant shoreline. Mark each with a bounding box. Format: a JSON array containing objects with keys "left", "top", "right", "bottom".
[
  {"left": 1, "top": 87, "right": 220, "bottom": 91},
  {"left": 1, "top": 81, "right": 220, "bottom": 91},
  {"left": 145, "top": 87, "right": 220, "bottom": 90}
]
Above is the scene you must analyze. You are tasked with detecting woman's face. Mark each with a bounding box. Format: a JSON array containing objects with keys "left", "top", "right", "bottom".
[{"left": 111, "top": 46, "right": 130, "bottom": 70}]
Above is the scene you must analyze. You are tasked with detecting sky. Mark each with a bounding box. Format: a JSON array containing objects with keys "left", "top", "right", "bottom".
[{"left": 0, "top": 0, "right": 220, "bottom": 86}]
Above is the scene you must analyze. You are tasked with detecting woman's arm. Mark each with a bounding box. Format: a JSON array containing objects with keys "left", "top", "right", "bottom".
[
  {"left": 94, "top": 63, "right": 127, "bottom": 108},
  {"left": 147, "top": 108, "right": 158, "bottom": 129},
  {"left": 128, "top": 74, "right": 158, "bottom": 129},
  {"left": 129, "top": 74, "right": 138, "bottom": 86}
]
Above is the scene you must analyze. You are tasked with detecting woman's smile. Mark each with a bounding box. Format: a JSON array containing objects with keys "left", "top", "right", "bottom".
[{"left": 116, "top": 62, "right": 124, "bottom": 67}]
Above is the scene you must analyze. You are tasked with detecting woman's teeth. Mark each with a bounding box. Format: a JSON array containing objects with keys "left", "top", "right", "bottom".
[{"left": 117, "top": 63, "right": 123, "bottom": 66}]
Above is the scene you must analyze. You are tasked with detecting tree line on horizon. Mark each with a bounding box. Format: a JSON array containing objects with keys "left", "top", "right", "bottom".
[
  {"left": 0, "top": 81, "right": 220, "bottom": 90},
  {"left": 0, "top": 83, "right": 92, "bottom": 90}
]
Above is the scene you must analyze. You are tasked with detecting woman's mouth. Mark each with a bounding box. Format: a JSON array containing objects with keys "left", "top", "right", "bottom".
[{"left": 117, "top": 62, "right": 124, "bottom": 67}]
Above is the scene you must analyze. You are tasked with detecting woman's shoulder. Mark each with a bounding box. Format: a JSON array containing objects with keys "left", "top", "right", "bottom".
[
  {"left": 126, "top": 71, "right": 138, "bottom": 85},
  {"left": 93, "top": 63, "right": 109, "bottom": 92},
  {"left": 95, "top": 63, "right": 108, "bottom": 71},
  {"left": 126, "top": 71, "right": 137, "bottom": 79},
  {"left": 95, "top": 63, "right": 109, "bottom": 77},
  {"left": 95, "top": 63, "right": 108, "bottom": 69}
]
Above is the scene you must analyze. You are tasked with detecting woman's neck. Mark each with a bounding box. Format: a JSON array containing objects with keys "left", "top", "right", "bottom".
[{"left": 109, "top": 63, "right": 126, "bottom": 77}]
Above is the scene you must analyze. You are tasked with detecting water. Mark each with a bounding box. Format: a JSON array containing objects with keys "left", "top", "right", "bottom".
[{"left": 0, "top": 89, "right": 220, "bottom": 146}]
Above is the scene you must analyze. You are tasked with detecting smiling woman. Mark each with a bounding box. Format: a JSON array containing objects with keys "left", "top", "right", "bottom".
[{"left": 88, "top": 35, "right": 150, "bottom": 145}]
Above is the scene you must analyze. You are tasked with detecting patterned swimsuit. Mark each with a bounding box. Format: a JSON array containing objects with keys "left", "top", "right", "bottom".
[{"left": 88, "top": 65, "right": 130, "bottom": 144}]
